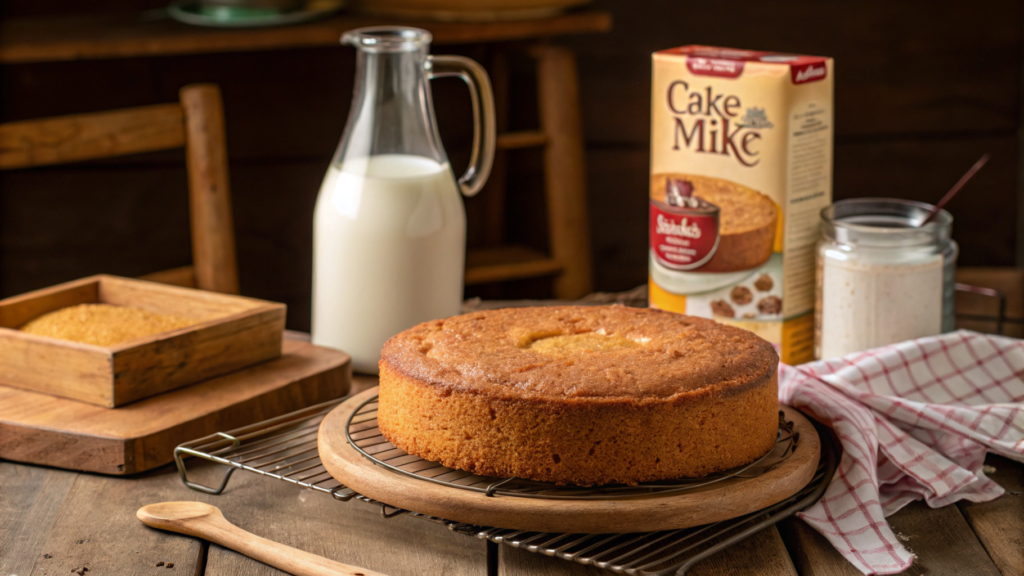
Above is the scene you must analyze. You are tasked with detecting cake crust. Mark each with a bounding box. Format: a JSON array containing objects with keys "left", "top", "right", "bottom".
[{"left": 377, "top": 306, "right": 779, "bottom": 486}]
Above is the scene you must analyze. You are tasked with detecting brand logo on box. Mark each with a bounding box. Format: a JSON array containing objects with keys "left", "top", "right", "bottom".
[
  {"left": 686, "top": 57, "right": 745, "bottom": 78},
  {"left": 791, "top": 62, "right": 827, "bottom": 84},
  {"left": 650, "top": 201, "right": 720, "bottom": 270},
  {"left": 666, "top": 82, "right": 765, "bottom": 167}
]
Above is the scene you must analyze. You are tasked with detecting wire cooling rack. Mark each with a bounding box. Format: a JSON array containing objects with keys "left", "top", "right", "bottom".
[{"left": 175, "top": 396, "right": 838, "bottom": 575}]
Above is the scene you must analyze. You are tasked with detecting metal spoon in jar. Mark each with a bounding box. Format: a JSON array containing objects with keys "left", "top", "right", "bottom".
[{"left": 919, "top": 153, "right": 990, "bottom": 226}]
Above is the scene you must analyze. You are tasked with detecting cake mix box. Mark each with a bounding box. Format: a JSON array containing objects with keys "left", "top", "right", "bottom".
[{"left": 649, "top": 46, "right": 833, "bottom": 364}]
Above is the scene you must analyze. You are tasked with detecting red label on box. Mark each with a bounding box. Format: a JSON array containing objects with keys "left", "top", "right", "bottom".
[
  {"left": 790, "top": 61, "right": 828, "bottom": 84},
  {"left": 650, "top": 201, "right": 721, "bottom": 270}
]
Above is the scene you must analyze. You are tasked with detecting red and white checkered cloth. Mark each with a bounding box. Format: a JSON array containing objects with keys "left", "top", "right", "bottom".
[{"left": 779, "top": 330, "right": 1024, "bottom": 575}]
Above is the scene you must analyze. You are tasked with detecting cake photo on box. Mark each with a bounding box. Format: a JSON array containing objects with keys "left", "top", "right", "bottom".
[
  {"left": 376, "top": 305, "right": 779, "bottom": 486},
  {"left": 650, "top": 173, "right": 777, "bottom": 273}
]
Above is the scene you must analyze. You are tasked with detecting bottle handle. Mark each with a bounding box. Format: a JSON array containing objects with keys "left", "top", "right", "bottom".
[{"left": 427, "top": 55, "right": 496, "bottom": 197}]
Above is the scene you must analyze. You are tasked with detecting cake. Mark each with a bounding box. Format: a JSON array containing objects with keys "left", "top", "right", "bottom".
[
  {"left": 651, "top": 174, "right": 777, "bottom": 273},
  {"left": 377, "top": 305, "right": 779, "bottom": 486}
]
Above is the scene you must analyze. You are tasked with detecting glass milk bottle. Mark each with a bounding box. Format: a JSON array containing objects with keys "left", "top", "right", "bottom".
[
  {"left": 313, "top": 27, "right": 495, "bottom": 373},
  {"left": 815, "top": 198, "right": 958, "bottom": 360}
]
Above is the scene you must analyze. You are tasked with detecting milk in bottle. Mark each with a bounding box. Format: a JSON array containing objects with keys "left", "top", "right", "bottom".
[
  {"left": 311, "top": 27, "right": 494, "bottom": 373},
  {"left": 313, "top": 155, "right": 465, "bottom": 373}
]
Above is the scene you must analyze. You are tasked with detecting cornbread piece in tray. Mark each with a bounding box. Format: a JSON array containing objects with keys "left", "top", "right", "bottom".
[
  {"left": 377, "top": 305, "right": 779, "bottom": 486},
  {"left": 21, "top": 303, "right": 195, "bottom": 346},
  {"left": 0, "top": 275, "right": 285, "bottom": 407}
]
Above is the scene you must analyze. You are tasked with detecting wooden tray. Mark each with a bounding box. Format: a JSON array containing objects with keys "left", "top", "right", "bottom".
[
  {"left": 0, "top": 275, "right": 286, "bottom": 407},
  {"left": 0, "top": 339, "right": 350, "bottom": 475},
  {"left": 319, "top": 387, "right": 820, "bottom": 534}
]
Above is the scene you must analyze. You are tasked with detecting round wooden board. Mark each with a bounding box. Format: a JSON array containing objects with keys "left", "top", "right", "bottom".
[{"left": 318, "top": 387, "right": 820, "bottom": 534}]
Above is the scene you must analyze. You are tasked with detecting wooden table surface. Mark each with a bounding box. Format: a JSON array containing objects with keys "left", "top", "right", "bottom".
[{"left": 2, "top": 373, "right": 1022, "bottom": 576}]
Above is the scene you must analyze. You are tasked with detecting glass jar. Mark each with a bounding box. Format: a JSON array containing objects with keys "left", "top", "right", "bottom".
[{"left": 815, "top": 198, "right": 957, "bottom": 360}]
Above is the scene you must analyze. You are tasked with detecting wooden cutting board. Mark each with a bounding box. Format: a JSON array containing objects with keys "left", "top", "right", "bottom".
[
  {"left": 319, "top": 387, "right": 820, "bottom": 534},
  {"left": 0, "top": 339, "right": 350, "bottom": 475}
]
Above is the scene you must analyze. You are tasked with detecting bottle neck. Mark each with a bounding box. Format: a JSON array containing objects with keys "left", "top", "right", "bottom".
[{"left": 335, "top": 48, "right": 446, "bottom": 167}]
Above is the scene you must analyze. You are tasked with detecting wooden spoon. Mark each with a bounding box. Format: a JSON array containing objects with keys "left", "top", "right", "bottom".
[{"left": 137, "top": 501, "right": 386, "bottom": 576}]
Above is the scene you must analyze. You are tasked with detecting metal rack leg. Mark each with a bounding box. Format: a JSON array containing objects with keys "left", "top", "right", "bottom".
[{"left": 487, "top": 539, "right": 499, "bottom": 576}]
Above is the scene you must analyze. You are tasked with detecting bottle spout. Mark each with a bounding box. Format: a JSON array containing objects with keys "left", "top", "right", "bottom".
[{"left": 341, "top": 27, "right": 433, "bottom": 53}]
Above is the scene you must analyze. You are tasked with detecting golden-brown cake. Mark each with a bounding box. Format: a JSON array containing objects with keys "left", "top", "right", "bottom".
[
  {"left": 651, "top": 174, "right": 778, "bottom": 272},
  {"left": 377, "top": 305, "right": 779, "bottom": 486}
]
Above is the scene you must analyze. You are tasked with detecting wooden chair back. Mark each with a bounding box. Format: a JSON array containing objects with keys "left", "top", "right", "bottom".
[{"left": 0, "top": 83, "right": 239, "bottom": 294}]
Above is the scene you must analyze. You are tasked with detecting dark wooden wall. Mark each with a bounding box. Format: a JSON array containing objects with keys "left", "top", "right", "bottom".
[
  {"left": 566, "top": 0, "right": 1022, "bottom": 292},
  {"left": 1, "top": 1, "right": 1020, "bottom": 330}
]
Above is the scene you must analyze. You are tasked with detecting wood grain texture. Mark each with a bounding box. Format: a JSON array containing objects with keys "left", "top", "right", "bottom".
[
  {"left": 0, "top": 11, "right": 613, "bottom": 63},
  {"left": 776, "top": 517, "right": 863, "bottom": 576},
  {"left": 0, "top": 462, "right": 79, "bottom": 576},
  {"left": 886, "top": 500, "right": 1002, "bottom": 576},
  {"left": 138, "top": 502, "right": 385, "bottom": 576},
  {"left": 533, "top": 44, "right": 593, "bottom": 299},
  {"left": 958, "top": 454, "right": 1024, "bottom": 576},
  {"left": 496, "top": 130, "right": 547, "bottom": 150},
  {"left": 319, "top": 388, "right": 819, "bottom": 534},
  {"left": 778, "top": 497, "right": 1005, "bottom": 576},
  {"left": 0, "top": 275, "right": 284, "bottom": 406},
  {"left": 0, "top": 102, "right": 185, "bottom": 169},
  {"left": 142, "top": 265, "right": 199, "bottom": 289},
  {"left": 181, "top": 84, "right": 240, "bottom": 295},
  {"left": 465, "top": 244, "right": 562, "bottom": 284},
  {"left": 0, "top": 339, "right": 351, "bottom": 474},
  {"left": 16, "top": 464, "right": 208, "bottom": 576}
]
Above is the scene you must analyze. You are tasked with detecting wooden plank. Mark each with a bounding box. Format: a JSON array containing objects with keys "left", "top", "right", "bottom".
[
  {"left": 497, "top": 130, "right": 546, "bottom": 150},
  {"left": 0, "top": 103, "right": 185, "bottom": 169},
  {"left": 201, "top": 458, "right": 489, "bottom": 576},
  {"left": 776, "top": 517, "right": 864, "bottom": 576},
  {"left": 886, "top": 500, "right": 1002, "bottom": 576},
  {"left": 533, "top": 44, "right": 593, "bottom": 299},
  {"left": 778, "top": 499, "right": 1004, "bottom": 576},
  {"left": 0, "top": 339, "right": 350, "bottom": 474},
  {"left": 499, "top": 525, "right": 798, "bottom": 575},
  {"left": 466, "top": 244, "right": 562, "bottom": 284},
  {"left": 0, "top": 462, "right": 79, "bottom": 576},
  {"left": 958, "top": 455, "right": 1024, "bottom": 576},
  {"left": 180, "top": 84, "right": 240, "bottom": 295},
  {"left": 16, "top": 465, "right": 207, "bottom": 576},
  {"left": 141, "top": 265, "right": 198, "bottom": 289},
  {"left": 0, "top": 11, "right": 613, "bottom": 64}
]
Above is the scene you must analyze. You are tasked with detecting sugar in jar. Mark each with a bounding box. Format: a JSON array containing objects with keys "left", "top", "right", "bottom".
[{"left": 815, "top": 198, "right": 957, "bottom": 360}]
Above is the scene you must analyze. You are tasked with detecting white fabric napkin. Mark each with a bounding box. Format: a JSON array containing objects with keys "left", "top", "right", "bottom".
[{"left": 779, "top": 330, "right": 1024, "bottom": 575}]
